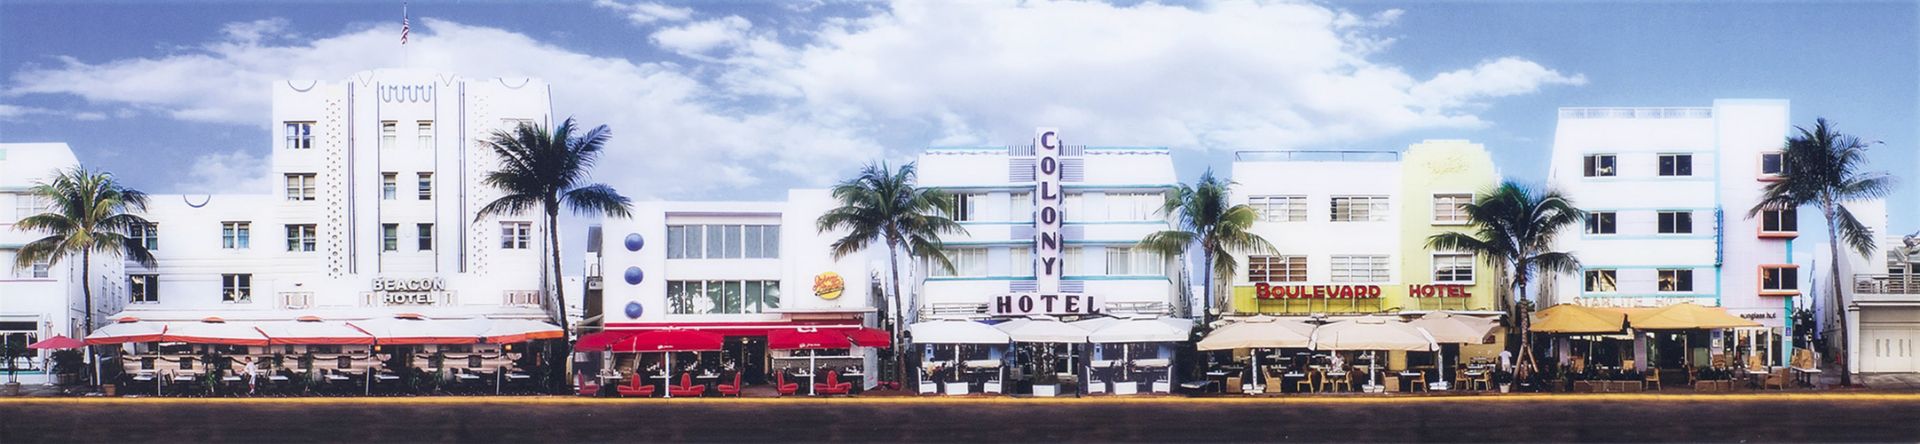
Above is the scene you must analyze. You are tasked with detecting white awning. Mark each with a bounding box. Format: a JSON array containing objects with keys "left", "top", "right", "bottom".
[
  {"left": 1088, "top": 318, "right": 1193, "bottom": 343},
  {"left": 909, "top": 320, "right": 1010, "bottom": 344},
  {"left": 1005, "top": 319, "right": 1088, "bottom": 343},
  {"left": 1196, "top": 317, "right": 1316, "bottom": 350},
  {"left": 254, "top": 320, "right": 375, "bottom": 345}
]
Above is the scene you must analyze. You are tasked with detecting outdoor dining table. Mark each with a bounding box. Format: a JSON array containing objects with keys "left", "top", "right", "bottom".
[
  {"left": 1744, "top": 369, "right": 1771, "bottom": 389},
  {"left": 1204, "top": 370, "right": 1230, "bottom": 393},
  {"left": 1397, "top": 370, "right": 1424, "bottom": 392},
  {"left": 1792, "top": 367, "right": 1823, "bottom": 388},
  {"left": 696, "top": 373, "right": 721, "bottom": 391}
]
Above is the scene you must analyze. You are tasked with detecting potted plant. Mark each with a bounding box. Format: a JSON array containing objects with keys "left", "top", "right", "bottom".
[{"left": 1492, "top": 369, "right": 1513, "bottom": 393}]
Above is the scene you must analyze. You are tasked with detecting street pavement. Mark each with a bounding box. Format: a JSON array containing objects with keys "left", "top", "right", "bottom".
[{"left": 5, "top": 395, "right": 1920, "bottom": 442}]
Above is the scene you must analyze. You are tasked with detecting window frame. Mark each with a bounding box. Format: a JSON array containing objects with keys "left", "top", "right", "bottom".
[
  {"left": 285, "top": 224, "right": 317, "bottom": 252},
  {"left": 130, "top": 223, "right": 159, "bottom": 251},
  {"left": 1657, "top": 269, "right": 1694, "bottom": 292},
  {"left": 1248, "top": 255, "right": 1307, "bottom": 283},
  {"left": 1760, "top": 265, "right": 1800, "bottom": 295},
  {"left": 417, "top": 223, "right": 434, "bottom": 251},
  {"left": 381, "top": 173, "right": 397, "bottom": 200},
  {"left": 416, "top": 173, "right": 433, "bottom": 200},
  {"left": 284, "top": 173, "right": 316, "bottom": 201},
  {"left": 130, "top": 274, "right": 159, "bottom": 303},
  {"left": 1431, "top": 193, "right": 1473, "bottom": 225},
  {"left": 380, "top": 121, "right": 397, "bottom": 149},
  {"left": 1759, "top": 151, "right": 1786, "bottom": 179},
  {"left": 500, "top": 222, "right": 532, "bottom": 250},
  {"left": 222, "top": 273, "right": 252, "bottom": 303},
  {"left": 1330, "top": 196, "right": 1389, "bottom": 222},
  {"left": 1583, "top": 269, "right": 1619, "bottom": 293},
  {"left": 1330, "top": 254, "right": 1390, "bottom": 283},
  {"left": 1760, "top": 207, "right": 1798, "bottom": 236},
  {"left": 283, "top": 121, "right": 314, "bottom": 150},
  {"left": 1583, "top": 154, "right": 1618, "bottom": 177},
  {"left": 1248, "top": 195, "right": 1307, "bottom": 222},
  {"left": 949, "top": 193, "right": 982, "bottom": 222},
  {"left": 1657, "top": 211, "right": 1694, "bottom": 234},
  {"left": 381, "top": 223, "right": 399, "bottom": 252},
  {"left": 416, "top": 121, "right": 433, "bottom": 148},
  {"left": 1432, "top": 252, "right": 1475, "bottom": 284},
  {"left": 221, "top": 221, "right": 250, "bottom": 249},
  {"left": 1585, "top": 211, "right": 1617, "bottom": 235},
  {"left": 1658, "top": 153, "right": 1694, "bottom": 177}
]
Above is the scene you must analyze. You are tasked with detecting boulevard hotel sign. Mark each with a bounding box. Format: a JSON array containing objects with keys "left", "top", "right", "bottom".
[
  {"left": 992, "top": 128, "right": 1099, "bottom": 317},
  {"left": 1254, "top": 283, "right": 1473, "bottom": 299}
]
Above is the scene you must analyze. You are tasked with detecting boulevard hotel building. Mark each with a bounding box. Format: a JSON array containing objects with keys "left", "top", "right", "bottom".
[{"left": 10, "top": 70, "right": 564, "bottom": 371}]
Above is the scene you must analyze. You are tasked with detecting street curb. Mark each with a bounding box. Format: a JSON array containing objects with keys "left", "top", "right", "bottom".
[{"left": 7, "top": 393, "right": 1920, "bottom": 405}]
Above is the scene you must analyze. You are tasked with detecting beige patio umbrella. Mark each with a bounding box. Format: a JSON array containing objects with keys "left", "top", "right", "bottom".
[
  {"left": 1311, "top": 316, "right": 1438, "bottom": 390},
  {"left": 1407, "top": 312, "right": 1499, "bottom": 389},
  {"left": 1198, "top": 317, "right": 1317, "bottom": 389}
]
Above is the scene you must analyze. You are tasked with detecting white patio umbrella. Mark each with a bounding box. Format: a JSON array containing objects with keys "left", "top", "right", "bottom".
[
  {"left": 1311, "top": 316, "right": 1438, "bottom": 391},
  {"left": 1088, "top": 318, "right": 1194, "bottom": 392},
  {"left": 1197, "top": 317, "right": 1316, "bottom": 389},
  {"left": 1407, "top": 312, "right": 1498, "bottom": 389},
  {"left": 909, "top": 320, "right": 1010, "bottom": 390}
]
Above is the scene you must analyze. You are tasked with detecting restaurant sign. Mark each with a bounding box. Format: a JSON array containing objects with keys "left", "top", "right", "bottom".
[
  {"left": 373, "top": 277, "right": 447, "bottom": 305},
  {"left": 992, "top": 294, "right": 1101, "bottom": 316},
  {"left": 1255, "top": 284, "right": 1382, "bottom": 300}
]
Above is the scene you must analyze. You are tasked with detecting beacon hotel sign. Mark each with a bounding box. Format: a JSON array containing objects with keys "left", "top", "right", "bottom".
[
  {"left": 992, "top": 128, "right": 1100, "bottom": 317},
  {"left": 372, "top": 277, "right": 449, "bottom": 305}
]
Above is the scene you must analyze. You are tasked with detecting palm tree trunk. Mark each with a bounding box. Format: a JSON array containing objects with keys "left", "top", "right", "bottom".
[
  {"left": 546, "top": 206, "right": 570, "bottom": 393},
  {"left": 886, "top": 238, "right": 906, "bottom": 388},
  {"left": 1202, "top": 249, "right": 1214, "bottom": 324},
  {"left": 1824, "top": 203, "right": 1851, "bottom": 386},
  {"left": 82, "top": 249, "right": 95, "bottom": 385}
]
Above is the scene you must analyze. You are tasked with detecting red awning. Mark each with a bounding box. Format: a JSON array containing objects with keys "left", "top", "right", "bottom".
[
  {"left": 610, "top": 330, "right": 724, "bottom": 352},
  {"left": 768, "top": 329, "right": 852, "bottom": 350},
  {"left": 27, "top": 335, "right": 85, "bottom": 350},
  {"left": 846, "top": 328, "right": 892, "bottom": 348},
  {"left": 574, "top": 331, "right": 634, "bottom": 352}
]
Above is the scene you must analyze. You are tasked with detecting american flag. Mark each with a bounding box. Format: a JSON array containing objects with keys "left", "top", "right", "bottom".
[{"left": 401, "top": 5, "right": 410, "bottom": 45}]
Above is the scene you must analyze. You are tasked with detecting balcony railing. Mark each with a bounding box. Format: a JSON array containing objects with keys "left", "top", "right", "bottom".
[{"left": 1855, "top": 274, "right": 1920, "bottom": 295}]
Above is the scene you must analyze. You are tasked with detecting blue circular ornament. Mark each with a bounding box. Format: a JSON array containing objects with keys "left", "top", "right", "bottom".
[
  {"left": 624, "top": 233, "right": 644, "bottom": 251},
  {"left": 624, "top": 301, "right": 644, "bottom": 319},
  {"left": 623, "top": 267, "right": 644, "bottom": 285}
]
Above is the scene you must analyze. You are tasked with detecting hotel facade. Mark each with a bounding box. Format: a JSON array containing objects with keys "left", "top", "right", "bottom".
[{"left": 1, "top": 143, "right": 130, "bottom": 383}]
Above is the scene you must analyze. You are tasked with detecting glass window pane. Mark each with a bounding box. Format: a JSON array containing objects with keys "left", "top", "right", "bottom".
[
  {"left": 705, "top": 225, "right": 723, "bottom": 259},
  {"left": 744, "top": 281, "right": 762, "bottom": 314},
  {"left": 744, "top": 225, "right": 763, "bottom": 258},
  {"left": 704, "top": 281, "right": 723, "bottom": 314},
  {"left": 723, "top": 281, "right": 742, "bottom": 314},
  {"left": 763, "top": 282, "right": 781, "bottom": 310},
  {"left": 763, "top": 226, "right": 780, "bottom": 258}
]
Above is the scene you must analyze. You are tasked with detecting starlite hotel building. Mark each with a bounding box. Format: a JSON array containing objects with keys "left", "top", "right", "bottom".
[{"left": 78, "top": 70, "right": 563, "bottom": 370}]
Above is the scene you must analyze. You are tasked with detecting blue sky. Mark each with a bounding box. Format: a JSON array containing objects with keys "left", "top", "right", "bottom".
[{"left": 2, "top": 1, "right": 1916, "bottom": 236}]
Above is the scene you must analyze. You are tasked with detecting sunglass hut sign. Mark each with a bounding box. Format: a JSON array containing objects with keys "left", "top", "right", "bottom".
[{"left": 992, "top": 128, "right": 1100, "bottom": 317}]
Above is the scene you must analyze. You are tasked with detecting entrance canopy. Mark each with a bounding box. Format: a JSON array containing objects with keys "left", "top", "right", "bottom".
[
  {"left": 1310, "top": 316, "right": 1437, "bottom": 351},
  {"left": 610, "top": 330, "right": 725, "bottom": 352},
  {"left": 1003, "top": 319, "right": 1087, "bottom": 344},
  {"left": 768, "top": 328, "right": 853, "bottom": 350},
  {"left": 1627, "top": 303, "right": 1761, "bottom": 330},
  {"left": 846, "top": 328, "right": 891, "bottom": 348},
  {"left": 909, "top": 320, "right": 1010, "bottom": 344},
  {"left": 1089, "top": 318, "right": 1193, "bottom": 344},
  {"left": 1197, "top": 317, "right": 1315, "bottom": 351}
]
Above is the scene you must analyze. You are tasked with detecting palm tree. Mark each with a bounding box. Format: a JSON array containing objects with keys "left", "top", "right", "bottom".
[
  {"left": 1137, "top": 169, "right": 1275, "bottom": 323},
  {"left": 478, "top": 117, "right": 633, "bottom": 343},
  {"left": 1426, "top": 181, "right": 1583, "bottom": 378},
  {"left": 1747, "top": 118, "right": 1896, "bottom": 387},
  {"left": 14, "top": 166, "right": 157, "bottom": 383},
  {"left": 817, "top": 161, "right": 964, "bottom": 387}
]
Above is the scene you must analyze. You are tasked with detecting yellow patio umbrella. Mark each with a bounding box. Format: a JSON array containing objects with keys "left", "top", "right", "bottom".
[
  {"left": 1530, "top": 304, "right": 1627, "bottom": 334},
  {"left": 1626, "top": 303, "right": 1761, "bottom": 330}
]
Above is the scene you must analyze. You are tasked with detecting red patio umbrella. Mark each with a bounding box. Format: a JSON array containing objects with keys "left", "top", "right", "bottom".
[
  {"left": 846, "top": 328, "right": 892, "bottom": 348},
  {"left": 768, "top": 328, "right": 853, "bottom": 350},
  {"left": 27, "top": 335, "right": 85, "bottom": 350},
  {"left": 609, "top": 330, "right": 724, "bottom": 353}
]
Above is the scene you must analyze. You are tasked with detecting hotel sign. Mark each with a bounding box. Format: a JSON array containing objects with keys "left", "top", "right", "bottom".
[
  {"left": 1255, "top": 284, "right": 1383, "bottom": 300},
  {"left": 373, "top": 277, "right": 447, "bottom": 305},
  {"left": 1035, "top": 127, "right": 1064, "bottom": 295},
  {"left": 1408, "top": 284, "right": 1473, "bottom": 298},
  {"left": 991, "top": 294, "right": 1101, "bottom": 316}
]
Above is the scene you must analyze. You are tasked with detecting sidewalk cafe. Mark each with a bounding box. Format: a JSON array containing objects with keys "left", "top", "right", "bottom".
[
  {"left": 1531, "top": 303, "right": 1782, "bottom": 391},
  {"left": 1196, "top": 313, "right": 1502, "bottom": 395},
  {"left": 576, "top": 325, "right": 888, "bottom": 397}
]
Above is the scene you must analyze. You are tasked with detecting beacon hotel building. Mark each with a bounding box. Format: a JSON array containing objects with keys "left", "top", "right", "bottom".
[
  {"left": 1543, "top": 100, "right": 1888, "bottom": 367},
  {"left": 84, "top": 69, "right": 563, "bottom": 381},
  {"left": 1224, "top": 140, "right": 1507, "bottom": 369}
]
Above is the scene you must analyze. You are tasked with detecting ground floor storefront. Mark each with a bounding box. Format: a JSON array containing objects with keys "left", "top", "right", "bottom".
[{"left": 579, "top": 318, "right": 888, "bottom": 397}]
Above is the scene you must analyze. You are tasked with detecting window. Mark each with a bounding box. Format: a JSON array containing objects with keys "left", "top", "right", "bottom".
[
  {"left": 1248, "top": 255, "right": 1307, "bottom": 283},
  {"left": 130, "top": 223, "right": 159, "bottom": 251},
  {"left": 1249, "top": 195, "right": 1307, "bottom": 222},
  {"left": 283, "top": 122, "right": 313, "bottom": 150},
  {"left": 1432, "top": 194, "right": 1472, "bottom": 224},
  {"left": 222, "top": 222, "right": 250, "bottom": 249},
  {"left": 29, "top": 260, "right": 50, "bottom": 279},
  {"left": 130, "top": 275, "right": 159, "bottom": 303},
  {"left": 1104, "top": 247, "right": 1163, "bottom": 276},
  {"left": 1761, "top": 208, "right": 1798, "bottom": 234},
  {"left": 668, "top": 280, "right": 781, "bottom": 314},
  {"left": 1011, "top": 192, "right": 1033, "bottom": 222},
  {"left": 1762, "top": 266, "right": 1799, "bottom": 293},
  {"left": 931, "top": 248, "right": 988, "bottom": 277},
  {"left": 284, "top": 174, "right": 316, "bottom": 201},
  {"left": 416, "top": 224, "right": 433, "bottom": 251},
  {"left": 416, "top": 121, "right": 433, "bottom": 148},
  {"left": 1585, "top": 211, "right": 1617, "bottom": 234},
  {"left": 381, "top": 173, "right": 397, "bottom": 200},
  {"left": 1760, "top": 152, "right": 1786, "bottom": 177},
  {"left": 1658, "top": 154, "right": 1693, "bottom": 177},
  {"left": 949, "top": 193, "right": 982, "bottom": 222},
  {"left": 285, "top": 224, "right": 316, "bottom": 252},
  {"left": 500, "top": 222, "right": 532, "bottom": 249},
  {"left": 417, "top": 173, "right": 432, "bottom": 200},
  {"left": 222, "top": 273, "right": 252, "bottom": 303},
  {"left": 1433, "top": 253, "right": 1475, "bottom": 283},
  {"left": 1657, "top": 211, "right": 1693, "bottom": 234},
  {"left": 1330, "top": 196, "right": 1389, "bottom": 222},
  {"left": 15, "top": 195, "right": 45, "bottom": 219},
  {"left": 1331, "top": 254, "right": 1390, "bottom": 283},
  {"left": 380, "top": 121, "right": 397, "bottom": 149},
  {"left": 665, "top": 225, "right": 778, "bottom": 259},
  {"left": 1062, "top": 192, "right": 1085, "bottom": 221},
  {"left": 1063, "top": 246, "right": 1085, "bottom": 276},
  {"left": 1009, "top": 247, "right": 1034, "bottom": 277},
  {"left": 1584, "top": 269, "right": 1618, "bottom": 293},
  {"left": 1104, "top": 193, "right": 1161, "bottom": 221},
  {"left": 1583, "top": 154, "right": 1617, "bottom": 177},
  {"left": 1658, "top": 269, "right": 1694, "bottom": 292},
  {"left": 381, "top": 224, "right": 398, "bottom": 251}
]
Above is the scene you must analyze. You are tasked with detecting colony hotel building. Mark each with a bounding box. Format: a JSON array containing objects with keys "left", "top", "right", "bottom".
[
  {"left": 1224, "top": 140, "right": 1507, "bottom": 367},
  {"left": 96, "top": 70, "right": 559, "bottom": 357},
  {"left": 1543, "top": 100, "right": 1888, "bottom": 367}
]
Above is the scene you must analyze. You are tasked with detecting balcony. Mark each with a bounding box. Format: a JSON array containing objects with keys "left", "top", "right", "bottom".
[{"left": 1854, "top": 274, "right": 1920, "bottom": 297}]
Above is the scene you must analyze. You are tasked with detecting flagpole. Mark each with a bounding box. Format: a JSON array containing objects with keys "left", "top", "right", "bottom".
[{"left": 401, "top": 2, "right": 410, "bottom": 67}]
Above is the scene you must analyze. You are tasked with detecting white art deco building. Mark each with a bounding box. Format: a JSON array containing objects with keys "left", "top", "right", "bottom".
[{"left": 1, "top": 143, "right": 129, "bottom": 382}]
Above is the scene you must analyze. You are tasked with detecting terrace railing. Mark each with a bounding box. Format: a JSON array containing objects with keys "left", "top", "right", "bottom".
[{"left": 1855, "top": 274, "right": 1920, "bottom": 295}]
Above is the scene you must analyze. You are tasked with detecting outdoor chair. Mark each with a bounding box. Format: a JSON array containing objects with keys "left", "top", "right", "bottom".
[
  {"left": 1764, "top": 368, "right": 1789, "bottom": 390},
  {"left": 1454, "top": 365, "right": 1473, "bottom": 390},
  {"left": 775, "top": 373, "right": 800, "bottom": 396},
  {"left": 1406, "top": 370, "right": 1428, "bottom": 392},
  {"left": 615, "top": 375, "right": 656, "bottom": 397},
  {"left": 575, "top": 372, "right": 602, "bottom": 397},
  {"left": 668, "top": 373, "right": 706, "bottom": 397},
  {"left": 716, "top": 373, "right": 743, "bottom": 397},
  {"left": 814, "top": 371, "right": 853, "bottom": 396},
  {"left": 1294, "top": 370, "right": 1317, "bottom": 393},
  {"left": 1644, "top": 368, "right": 1661, "bottom": 390},
  {"left": 1471, "top": 370, "right": 1492, "bottom": 391},
  {"left": 1324, "top": 371, "right": 1351, "bottom": 392}
]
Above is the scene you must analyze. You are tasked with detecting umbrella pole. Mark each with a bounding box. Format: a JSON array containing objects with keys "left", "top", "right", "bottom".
[
  {"left": 665, "top": 353, "right": 672, "bottom": 399},
  {"left": 809, "top": 354, "right": 817, "bottom": 396}
]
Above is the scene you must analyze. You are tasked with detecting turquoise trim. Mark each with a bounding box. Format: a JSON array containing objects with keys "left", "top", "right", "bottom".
[
  {"left": 925, "top": 147, "right": 1010, "bottom": 153},
  {"left": 1067, "top": 220, "right": 1168, "bottom": 226},
  {"left": 1577, "top": 293, "right": 1719, "bottom": 299},
  {"left": 1580, "top": 177, "right": 1718, "bottom": 183},
  {"left": 956, "top": 221, "right": 1030, "bottom": 226},
  {"left": 1066, "top": 275, "right": 1171, "bottom": 281},
  {"left": 940, "top": 240, "right": 1032, "bottom": 246},
  {"left": 1086, "top": 146, "right": 1170, "bottom": 151},
  {"left": 1583, "top": 207, "right": 1718, "bottom": 212},
  {"left": 1583, "top": 265, "right": 1716, "bottom": 270},
  {"left": 1580, "top": 234, "right": 1717, "bottom": 241},
  {"left": 926, "top": 276, "right": 1026, "bottom": 282},
  {"left": 1063, "top": 184, "right": 1177, "bottom": 190},
  {"left": 1064, "top": 239, "right": 1147, "bottom": 245},
  {"left": 933, "top": 184, "right": 1033, "bottom": 190}
]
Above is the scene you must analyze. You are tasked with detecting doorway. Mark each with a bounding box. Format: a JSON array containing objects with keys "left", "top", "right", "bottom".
[{"left": 725, "top": 336, "right": 769, "bottom": 384}]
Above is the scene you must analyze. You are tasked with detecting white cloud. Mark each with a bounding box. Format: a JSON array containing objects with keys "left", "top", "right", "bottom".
[
  {"left": 173, "top": 149, "right": 274, "bottom": 195},
  {"left": 220, "top": 18, "right": 295, "bottom": 44},
  {"left": 593, "top": 0, "right": 694, "bottom": 26},
  {"left": 651, "top": 16, "right": 753, "bottom": 57},
  {"left": 0, "top": 102, "right": 110, "bottom": 121}
]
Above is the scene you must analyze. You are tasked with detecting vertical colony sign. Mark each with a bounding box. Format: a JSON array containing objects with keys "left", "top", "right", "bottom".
[{"left": 991, "top": 128, "right": 1099, "bottom": 316}]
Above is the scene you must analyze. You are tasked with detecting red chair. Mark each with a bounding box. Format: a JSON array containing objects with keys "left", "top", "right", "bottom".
[
  {"left": 668, "top": 373, "right": 706, "bottom": 397},
  {"left": 615, "top": 376, "right": 656, "bottom": 397},
  {"left": 576, "top": 372, "right": 602, "bottom": 397},
  {"left": 813, "top": 371, "right": 853, "bottom": 395},
  {"left": 715, "top": 373, "right": 743, "bottom": 397},
  {"left": 775, "top": 373, "right": 799, "bottom": 396}
]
